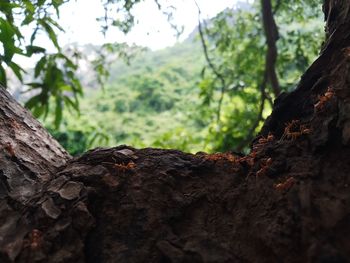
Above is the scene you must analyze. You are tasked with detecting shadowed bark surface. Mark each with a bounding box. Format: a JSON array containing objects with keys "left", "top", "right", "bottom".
[{"left": 1, "top": 1, "right": 350, "bottom": 262}]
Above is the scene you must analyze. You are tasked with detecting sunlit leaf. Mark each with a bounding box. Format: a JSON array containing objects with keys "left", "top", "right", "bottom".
[
  {"left": 38, "top": 19, "right": 60, "bottom": 50},
  {"left": 34, "top": 56, "right": 47, "bottom": 78},
  {"left": 26, "top": 45, "right": 46, "bottom": 56},
  {"left": 25, "top": 94, "right": 42, "bottom": 109}
]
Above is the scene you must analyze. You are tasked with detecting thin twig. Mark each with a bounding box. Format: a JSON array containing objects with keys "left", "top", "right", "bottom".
[
  {"left": 236, "top": 72, "right": 268, "bottom": 152},
  {"left": 194, "top": 0, "right": 227, "bottom": 122}
]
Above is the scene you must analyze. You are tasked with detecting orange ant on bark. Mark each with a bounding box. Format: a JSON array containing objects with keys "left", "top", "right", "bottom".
[
  {"left": 239, "top": 133, "right": 275, "bottom": 167},
  {"left": 204, "top": 153, "right": 237, "bottom": 162},
  {"left": 238, "top": 150, "right": 257, "bottom": 166},
  {"left": 9, "top": 119, "right": 20, "bottom": 130},
  {"left": 101, "top": 160, "right": 136, "bottom": 173},
  {"left": 256, "top": 157, "right": 273, "bottom": 177},
  {"left": 281, "top": 120, "right": 312, "bottom": 141},
  {"left": 274, "top": 177, "right": 295, "bottom": 191},
  {"left": 23, "top": 229, "right": 43, "bottom": 250},
  {"left": 314, "top": 87, "right": 334, "bottom": 111},
  {"left": 252, "top": 133, "right": 274, "bottom": 152},
  {"left": 4, "top": 142, "right": 15, "bottom": 157},
  {"left": 114, "top": 161, "right": 136, "bottom": 172}
]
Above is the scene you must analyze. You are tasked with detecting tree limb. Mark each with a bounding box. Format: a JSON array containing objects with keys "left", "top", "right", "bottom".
[
  {"left": 261, "top": 0, "right": 281, "bottom": 97},
  {"left": 236, "top": 72, "right": 268, "bottom": 152},
  {"left": 237, "top": 0, "right": 281, "bottom": 150}
]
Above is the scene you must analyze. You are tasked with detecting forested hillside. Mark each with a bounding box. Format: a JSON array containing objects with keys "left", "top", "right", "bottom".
[
  {"left": 41, "top": 2, "right": 323, "bottom": 156},
  {"left": 46, "top": 40, "right": 208, "bottom": 155}
]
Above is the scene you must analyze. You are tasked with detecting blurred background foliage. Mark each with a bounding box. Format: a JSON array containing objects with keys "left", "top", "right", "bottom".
[{"left": 0, "top": 0, "right": 324, "bottom": 155}]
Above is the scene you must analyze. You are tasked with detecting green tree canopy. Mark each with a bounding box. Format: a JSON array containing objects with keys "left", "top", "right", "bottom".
[
  {"left": 197, "top": 0, "right": 323, "bottom": 151},
  {"left": 0, "top": 0, "right": 325, "bottom": 153}
]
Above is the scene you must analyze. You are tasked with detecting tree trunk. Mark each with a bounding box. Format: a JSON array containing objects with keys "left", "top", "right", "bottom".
[{"left": 1, "top": 1, "right": 350, "bottom": 262}]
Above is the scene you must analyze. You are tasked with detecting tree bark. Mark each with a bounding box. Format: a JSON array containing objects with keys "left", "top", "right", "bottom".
[
  {"left": 0, "top": 87, "right": 71, "bottom": 261},
  {"left": 1, "top": 1, "right": 350, "bottom": 262}
]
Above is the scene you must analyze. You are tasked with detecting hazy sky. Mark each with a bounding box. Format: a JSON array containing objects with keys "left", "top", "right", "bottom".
[
  {"left": 15, "top": 0, "right": 244, "bottom": 68},
  {"left": 56, "top": 0, "right": 237, "bottom": 50}
]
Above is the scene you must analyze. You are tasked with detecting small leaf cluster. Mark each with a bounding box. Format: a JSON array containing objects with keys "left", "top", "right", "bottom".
[{"left": 0, "top": 0, "right": 81, "bottom": 127}]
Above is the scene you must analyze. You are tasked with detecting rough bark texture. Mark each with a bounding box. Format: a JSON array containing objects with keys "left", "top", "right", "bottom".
[
  {"left": 1, "top": 1, "right": 350, "bottom": 262},
  {"left": 0, "top": 88, "right": 71, "bottom": 261}
]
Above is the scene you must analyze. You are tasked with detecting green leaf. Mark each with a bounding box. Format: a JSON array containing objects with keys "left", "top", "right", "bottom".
[
  {"left": 38, "top": 19, "right": 60, "bottom": 50},
  {"left": 37, "top": 0, "right": 46, "bottom": 7},
  {"left": 63, "top": 95, "right": 80, "bottom": 112},
  {"left": 26, "top": 45, "right": 46, "bottom": 56},
  {"left": 0, "top": 18, "right": 17, "bottom": 63},
  {"left": 60, "top": 85, "right": 73, "bottom": 91},
  {"left": 71, "top": 78, "right": 83, "bottom": 95},
  {"left": 46, "top": 17, "right": 65, "bottom": 32},
  {"left": 8, "top": 62, "right": 25, "bottom": 82},
  {"left": 54, "top": 97, "right": 63, "bottom": 128},
  {"left": 22, "top": 13, "right": 34, "bottom": 25},
  {"left": 34, "top": 56, "right": 47, "bottom": 78},
  {"left": 25, "top": 94, "right": 42, "bottom": 109},
  {"left": 22, "top": 0, "right": 35, "bottom": 13},
  {"left": 32, "top": 104, "right": 46, "bottom": 118},
  {"left": 55, "top": 53, "right": 77, "bottom": 69},
  {"left": 24, "top": 83, "right": 43, "bottom": 93},
  {"left": 52, "top": 0, "right": 65, "bottom": 17},
  {"left": 0, "top": 2, "right": 20, "bottom": 17},
  {"left": 0, "top": 64, "right": 7, "bottom": 88}
]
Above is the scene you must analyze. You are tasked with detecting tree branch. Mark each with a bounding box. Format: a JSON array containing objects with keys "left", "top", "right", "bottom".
[
  {"left": 261, "top": 0, "right": 281, "bottom": 97},
  {"left": 236, "top": 72, "right": 268, "bottom": 152},
  {"left": 236, "top": 0, "right": 281, "bottom": 150}
]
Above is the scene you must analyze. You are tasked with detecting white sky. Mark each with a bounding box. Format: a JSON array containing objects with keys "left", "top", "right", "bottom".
[
  {"left": 14, "top": 0, "right": 244, "bottom": 68},
  {"left": 55, "top": 0, "right": 237, "bottom": 50}
]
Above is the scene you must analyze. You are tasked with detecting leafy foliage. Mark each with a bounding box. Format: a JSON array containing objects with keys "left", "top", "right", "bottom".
[
  {"left": 1, "top": 0, "right": 325, "bottom": 154},
  {"left": 43, "top": 41, "right": 208, "bottom": 154},
  {"left": 198, "top": 1, "right": 323, "bottom": 151},
  {"left": 0, "top": 0, "right": 150, "bottom": 127},
  {"left": 0, "top": 0, "right": 75, "bottom": 126}
]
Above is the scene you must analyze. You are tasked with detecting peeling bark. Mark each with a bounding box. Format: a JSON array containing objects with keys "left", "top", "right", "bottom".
[{"left": 1, "top": 1, "right": 350, "bottom": 262}]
